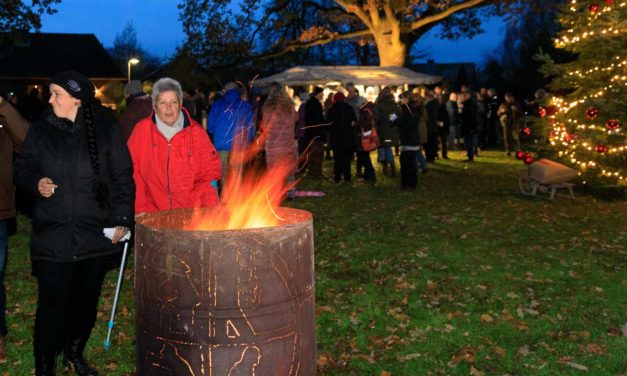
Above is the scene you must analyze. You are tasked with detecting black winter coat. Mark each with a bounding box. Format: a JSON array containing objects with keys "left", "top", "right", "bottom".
[
  {"left": 375, "top": 92, "right": 401, "bottom": 147},
  {"left": 426, "top": 97, "right": 450, "bottom": 134},
  {"left": 459, "top": 98, "right": 478, "bottom": 137},
  {"left": 14, "top": 107, "right": 135, "bottom": 262},
  {"left": 304, "top": 97, "right": 326, "bottom": 144},
  {"left": 326, "top": 101, "right": 357, "bottom": 150},
  {"left": 397, "top": 102, "right": 422, "bottom": 147}
]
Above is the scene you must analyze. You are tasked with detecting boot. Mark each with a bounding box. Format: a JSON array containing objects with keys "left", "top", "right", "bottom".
[
  {"left": 382, "top": 163, "right": 388, "bottom": 176},
  {"left": 390, "top": 161, "right": 396, "bottom": 177},
  {"left": 63, "top": 338, "right": 98, "bottom": 376},
  {"left": 35, "top": 351, "right": 57, "bottom": 376}
]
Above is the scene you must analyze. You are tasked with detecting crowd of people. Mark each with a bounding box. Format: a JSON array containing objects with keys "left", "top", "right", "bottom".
[
  {"left": 286, "top": 83, "right": 525, "bottom": 190},
  {"left": 0, "top": 70, "right": 528, "bottom": 375}
]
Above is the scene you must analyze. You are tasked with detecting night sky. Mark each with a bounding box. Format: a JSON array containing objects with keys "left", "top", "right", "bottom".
[{"left": 40, "top": 0, "right": 507, "bottom": 66}]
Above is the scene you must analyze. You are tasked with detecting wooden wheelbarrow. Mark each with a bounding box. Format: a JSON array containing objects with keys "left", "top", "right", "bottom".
[
  {"left": 518, "top": 159, "right": 577, "bottom": 200},
  {"left": 518, "top": 170, "right": 575, "bottom": 199}
]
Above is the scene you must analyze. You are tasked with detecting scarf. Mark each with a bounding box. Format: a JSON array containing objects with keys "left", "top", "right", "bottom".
[{"left": 155, "top": 111, "right": 184, "bottom": 141}]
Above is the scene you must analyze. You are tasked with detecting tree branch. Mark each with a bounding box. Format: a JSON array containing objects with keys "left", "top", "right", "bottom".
[
  {"left": 336, "top": 0, "right": 375, "bottom": 31},
  {"left": 410, "top": 0, "right": 489, "bottom": 30},
  {"left": 382, "top": 2, "right": 400, "bottom": 42}
]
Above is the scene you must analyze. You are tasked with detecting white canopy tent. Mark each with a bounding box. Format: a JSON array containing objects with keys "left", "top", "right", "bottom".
[{"left": 254, "top": 65, "right": 442, "bottom": 87}]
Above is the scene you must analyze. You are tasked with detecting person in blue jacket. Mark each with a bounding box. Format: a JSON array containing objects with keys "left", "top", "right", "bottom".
[{"left": 206, "top": 83, "right": 255, "bottom": 182}]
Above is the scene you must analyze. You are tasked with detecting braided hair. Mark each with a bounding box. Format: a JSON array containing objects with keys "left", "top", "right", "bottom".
[{"left": 83, "top": 102, "right": 109, "bottom": 210}]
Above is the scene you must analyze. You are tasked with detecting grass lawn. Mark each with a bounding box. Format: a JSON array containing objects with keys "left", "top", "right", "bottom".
[{"left": 2, "top": 150, "right": 625, "bottom": 375}]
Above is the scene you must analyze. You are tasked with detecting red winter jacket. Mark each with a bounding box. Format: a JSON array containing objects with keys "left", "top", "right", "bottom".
[{"left": 128, "top": 110, "right": 222, "bottom": 214}]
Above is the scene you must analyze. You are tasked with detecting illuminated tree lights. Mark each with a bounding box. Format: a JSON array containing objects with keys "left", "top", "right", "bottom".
[{"left": 539, "top": 0, "right": 626, "bottom": 184}]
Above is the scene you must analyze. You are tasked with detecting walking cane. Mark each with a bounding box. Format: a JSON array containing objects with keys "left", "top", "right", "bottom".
[{"left": 104, "top": 238, "right": 130, "bottom": 350}]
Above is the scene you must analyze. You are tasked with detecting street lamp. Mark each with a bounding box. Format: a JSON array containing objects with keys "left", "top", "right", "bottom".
[{"left": 127, "top": 58, "right": 140, "bottom": 82}]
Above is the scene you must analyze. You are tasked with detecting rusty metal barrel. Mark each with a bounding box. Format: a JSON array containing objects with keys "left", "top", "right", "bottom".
[{"left": 134, "top": 207, "right": 316, "bottom": 375}]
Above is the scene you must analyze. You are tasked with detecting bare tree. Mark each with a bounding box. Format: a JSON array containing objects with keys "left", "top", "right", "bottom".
[{"left": 179, "top": 0, "right": 523, "bottom": 68}]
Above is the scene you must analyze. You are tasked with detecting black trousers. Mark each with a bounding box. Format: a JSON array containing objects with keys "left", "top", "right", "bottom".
[
  {"left": 33, "top": 255, "right": 110, "bottom": 355},
  {"left": 425, "top": 133, "right": 439, "bottom": 161},
  {"left": 438, "top": 130, "right": 449, "bottom": 158},
  {"left": 332, "top": 148, "right": 353, "bottom": 181},
  {"left": 356, "top": 150, "right": 376, "bottom": 182},
  {"left": 400, "top": 150, "right": 418, "bottom": 189}
]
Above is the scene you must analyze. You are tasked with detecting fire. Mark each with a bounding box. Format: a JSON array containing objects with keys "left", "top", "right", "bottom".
[{"left": 185, "top": 127, "right": 297, "bottom": 231}]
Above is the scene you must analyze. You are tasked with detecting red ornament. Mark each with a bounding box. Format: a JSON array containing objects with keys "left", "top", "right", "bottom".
[
  {"left": 538, "top": 106, "right": 547, "bottom": 117},
  {"left": 546, "top": 105, "right": 558, "bottom": 116},
  {"left": 565, "top": 134, "right": 571, "bottom": 142},
  {"left": 586, "top": 107, "right": 599, "bottom": 120},
  {"left": 588, "top": 3, "right": 599, "bottom": 13},
  {"left": 522, "top": 127, "right": 532, "bottom": 136},
  {"left": 516, "top": 151, "right": 526, "bottom": 160},
  {"left": 595, "top": 144, "right": 607, "bottom": 153},
  {"left": 606, "top": 119, "right": 620, "bottom": 130},
  {"left": 605, "top": 0, "right": 614, "bottom": 4},
  {"left": 524, "top": 156, "right": 535, "bottom": 165}
]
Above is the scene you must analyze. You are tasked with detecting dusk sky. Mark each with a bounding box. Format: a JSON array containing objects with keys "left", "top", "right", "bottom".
[{"left": 40, "top": 0, "right": 507, "bottom": 66}]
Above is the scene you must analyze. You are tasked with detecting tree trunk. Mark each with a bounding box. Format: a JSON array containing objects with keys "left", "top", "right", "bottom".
[{"left": 374, "top": 34, "right": 407, "bottom": 67}]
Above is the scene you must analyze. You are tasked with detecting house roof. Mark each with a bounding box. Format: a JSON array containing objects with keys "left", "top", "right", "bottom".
[
  {"left": 254, "top": 66, "right": 442, "bottom": 87},
  {"left": 0, "top": 32, "right": 124, "bottom": 80},
  {"left": 409, "top": 62, "right": 478, "bottom": 83}
]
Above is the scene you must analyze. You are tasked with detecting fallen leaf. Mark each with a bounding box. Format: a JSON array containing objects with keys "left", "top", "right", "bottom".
[
  {"left": 517, "top": 345, "right": 530, "bottom": 357},
  {"left": 557, "top": 356, "right": 574, "bottom": 364},
  {"left": 397, "top": 353, "right": 422, "bottom": 362},
  {"left": 584, "top": 343, "right": 605, "bottom": 354},
  {"left": 513, "top": 320, "right": 529, "bottom": 331},
  {"left": 470, "top": 365, "right": 483, "bottom": 376},
  {"left": 622, "top": 322, "right": 627, "bottom": 337},
  {"left": 506, "top": 292, "right": 519, "bottom": 299},
  {"left": 380, "top": 371, "right": 392, "bottom": 376},
  {"left": 566, "top": 362, "right": 589, "bottom": 371},
  {"left": 480, "top": 314, "right": 494, "bottom": 324},
  {"left": 316, "top": 305, "right": 335, "bottom": 314},
  {"left": 525, "top": 308, "right": 540, "bottom": 316},
  {"left": 501, "top": 309, "right": 514, "bottom": 321},
  {"left": 493, "top": 347, "right": 506, "bottom": 357},
  {"left": 317, "top": 353, "right": 333, "bottom": 367}
]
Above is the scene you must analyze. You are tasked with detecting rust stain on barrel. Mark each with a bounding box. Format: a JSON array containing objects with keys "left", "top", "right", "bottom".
[{"left": 135, "top": 207, "right": 316, "bottom": 375}]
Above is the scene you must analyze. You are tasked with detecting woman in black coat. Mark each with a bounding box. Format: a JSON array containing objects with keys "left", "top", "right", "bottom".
[
  {"left": 458, "top": 92, "right": 478, "bottom": 162},
  {"left": 14, "top": 71, "right": 135, "bottom": 376},
  {"left": 397, "top": 92, "right": 423, "bottom": 190},
  {"left": 326, "top": 92, "right": 357, "bottom": 182}
]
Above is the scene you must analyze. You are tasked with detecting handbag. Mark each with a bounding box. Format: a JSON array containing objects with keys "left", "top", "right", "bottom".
[{"left": 361, "top": 126, "right": 380, "bottom": 152}]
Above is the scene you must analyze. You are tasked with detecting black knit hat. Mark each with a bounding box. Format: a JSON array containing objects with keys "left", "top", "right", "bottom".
[
  {"left": 49, "top": 71, "right": 95, "bottom": 103},
  {"left": 311, "top": 86, "right": 324, "bottom": 97}
]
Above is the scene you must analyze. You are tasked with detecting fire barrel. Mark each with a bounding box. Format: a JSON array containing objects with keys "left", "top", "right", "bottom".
[{"left": 134, "top": 207, "right": 316, "bottom": 375}]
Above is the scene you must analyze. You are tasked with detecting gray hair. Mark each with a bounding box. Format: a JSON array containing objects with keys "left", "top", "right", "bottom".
[{"left": 152, "top": 77, "right": 183, "bottom": 104}]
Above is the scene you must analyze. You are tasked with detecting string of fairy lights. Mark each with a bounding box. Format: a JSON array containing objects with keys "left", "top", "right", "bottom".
[
  {"left": 546, "top": 0, "right": 626, "bottom": 182},
  {"left": 567, "top": 57, "right": 626, "bottom": 77}
]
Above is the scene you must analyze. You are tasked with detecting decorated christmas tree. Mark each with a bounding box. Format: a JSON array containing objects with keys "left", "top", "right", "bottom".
[{"left": 536, "top": 0, "right": 626, "bottom": 192}]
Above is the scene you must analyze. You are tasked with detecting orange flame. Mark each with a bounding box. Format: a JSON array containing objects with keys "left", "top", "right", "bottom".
[{"left": 185, "top": 126, "right": 297, "bottom": 231}]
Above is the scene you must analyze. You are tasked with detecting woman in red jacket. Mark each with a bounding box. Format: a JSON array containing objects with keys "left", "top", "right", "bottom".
[{"left": 127, "top": 78, "right": 222, "bottom": 215}]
